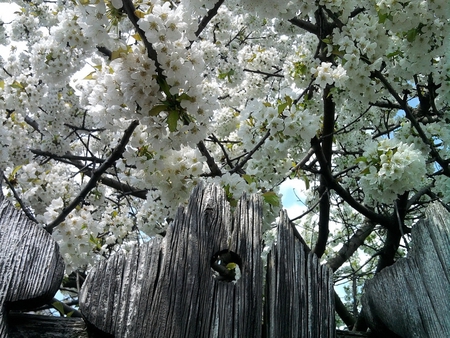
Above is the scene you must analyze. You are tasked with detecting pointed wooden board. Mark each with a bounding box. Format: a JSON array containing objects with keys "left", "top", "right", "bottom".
[
  {"left": 0, "top": 194, "right": 65, "bottom": 337},
  {"left": 362, "top": 203, "right": 450, "bottom": 337},
  {"left": 264, "top": 210, "right": 335, "bottom": 338},
  {"left": 79, "top": 182, "right": 264, "bottom": 337}
]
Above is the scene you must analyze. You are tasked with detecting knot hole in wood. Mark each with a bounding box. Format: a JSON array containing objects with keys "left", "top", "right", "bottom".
[{"left": 210, "top": 249, "right": 242, "bottom": 283}]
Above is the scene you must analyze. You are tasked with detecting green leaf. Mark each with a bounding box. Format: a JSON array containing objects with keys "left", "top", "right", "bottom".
[
  {"left": 262, "top": 191, "right": 280, "bottom": 207},
  {"left": 355, "top": 156, "right": 367, "bottom": 164},
  {"left": 406, "top": 28, "right": 417, "bottom": 42},
  {"left": 167, "top": 110, "right": 179, "bottom": 132},
  {"left": 89, "top": 234, "right": 101, "bottom": 249},
  {"left": 278, "top": 102, "right": 288, "bottom": 114},
  {"left": 52, "top": 301, "right": 65, "bottom": 315},
  {"left": 177, "top": 93, "right": 192, "bottom": 102},
  {"left": 223, "top": 184, "right": 238, "bottom": 207},
  {"left": 218, "top": 69, "right": 235, "bottom": 83},
  {"left": 9, "top": 165, "right": 22, "bottom": 181},
  {"left": 132, "top": 33, "right": 142, "bottom": 41},
  {"left": 226, "top": 262, "right": 237, "bottom": 270},
  {"left": 83, "top": 71, "right": 96, "bottom": 80},
  {"left": 242, "top": 174, "right": 255, "bottom": 184},
  {"left": 11, "top": 81, "right": 25, "bottom": 90},
  {"left": 285, "top": 95, "right": 292, "bottom": 106},
  {"left": 302, "top": 173, "right": 310, "bottom": 190},
  {"left": 134, "top": 10, "right": 145, "bottom": 19},
  {"left": 110, "top": 46, "right": 132, "bottom": 61},
  {"left": 386, "top": 50, "right": 403, "bottom": 59},
  {"left": 157, "top": 77, "right": 172, "bottom": 96},
  {"left": 148, "top": 104, "right": 167, "bottom": 116}
]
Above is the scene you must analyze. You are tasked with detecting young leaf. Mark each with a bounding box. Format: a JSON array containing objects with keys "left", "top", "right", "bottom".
[
  {"left": 167, "top": 110, "right": 179, "bottom": 132},
  {"left": 262, "top": 191, "right": 280, "bottom": 207},
  {"left": 148, "top": 105, "right": 167, "bottom": 116},
  {"left": 52, "top": 301, "right": 65, "bottom": 315}
]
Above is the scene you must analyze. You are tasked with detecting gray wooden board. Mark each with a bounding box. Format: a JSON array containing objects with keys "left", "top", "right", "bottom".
[
  {"left": 4, "top": 313, "right": 363, "bottom": 337},
  {"left": 80, "top": 183, "right": 264, "bottom": 337},
  {"left": 0, "top": 194, "right": 64, "bottom": 337},
  {"left": 264, "top": 210, "right": 335, "bottom": 338},
  {"left": 362, "top": 202, "right": 450, "bottom": 338},
  {"left": 7, "top": 313, "right": 88, "bottom": 338}
]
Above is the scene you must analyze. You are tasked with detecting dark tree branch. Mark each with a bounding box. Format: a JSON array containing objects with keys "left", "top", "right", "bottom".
[
  {"left": 229, "top": 130, "right": 271, "bottom": 175},
  {"left": 291, "top": 146, "right": 315, "bottom": 174},
  {"left": 96, "top": 46, "right": 112, "bottom": 59},
  {"left": 311, "top": 136, "right": 391, "bottom": 226},
  {"left": 372, "top": 70, "right": 450, "bottom": 176},
  {"left": 326, "top": 220, "right": 376, "bottom": 272},
  {"left": 30, "top": 150, "right": 104, "bottom": 165},
  {"left": 45, "top": 120, "right": 140, "bottom": 233},
  {"left": 1, "top": 171, "right": 38, "bottom": 223},
  {"left": 313, "top": 85, "right": 335, "bottom": 258},
  {"left": 49, "top": 298, "right": 82, "bottom": 318},
  {"left": 208, "top": 134, "right": 234, "bottom": 170},
  {"left": 288, "top": 17, "right": 318, "bottom": 35},
  {"left": 197, "top": 140, "right": 222, "bottom": 176},
  {"left": 243, "top": 68, "right": 284, "bottom": 78},
  {"left": 194, "top": 0, "right": 225, "bottom": 38},
  {"left": 335, "top": 290, "right": 356, "bottom": 330},
  {"left": 30, "top": 149, "right": 148, "bottom": 199},
  {"left": 121, "top": 0, "right": 163, "bottom": 77}
]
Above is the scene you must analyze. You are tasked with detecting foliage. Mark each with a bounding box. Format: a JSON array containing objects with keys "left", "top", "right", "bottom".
[{"left": 0, "top": 0, "right": 449, "bottom": 329}]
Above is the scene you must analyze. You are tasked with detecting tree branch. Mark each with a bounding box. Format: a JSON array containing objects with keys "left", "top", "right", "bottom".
[
  {"left": 372, "top": 70, "right": 450, "bottom": 176},
  {"left": 229, "top": 130, "right": 271, "bottom": 175},
  {"left": 121, "top": 0, "right": 163, "bottom": 77},
  {"left": 313, "top": 85, "right": 335, "bottom": 258},
  {"left": 243, "top": 68, "right": 284, "bottom": 78},
  {"left": 288, "top": 17, "right": 318, "bottom": 35},
  {"left": 194, "top": 0, "right": 225, "bottom": 38},
  {"left": 30, "top": 149, "right": 148, "bottom": 199},
  {"left": 208, "top": 134, "right": 235, "bottom": 170},
  {"left": 1, "top": 171, "right": 38, "bottom": 223},
  {"left": 311, "top": 136, "right": 391, "bottom": 226},
  {"left": 326, "top": 220, "right": 376, "bottom": 272},
  {"left": 45, "top": 120, "right": 140, "bottom": 233},
  {"left": 197, "top": 140, "right": 222, "bottom": 176},
  {"left": 49, "top": 298, "right": 82, "bottom": 318}
]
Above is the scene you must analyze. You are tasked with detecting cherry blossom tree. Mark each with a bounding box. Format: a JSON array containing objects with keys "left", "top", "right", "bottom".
[{"left": 0, "top": 0, "right": 449, "bottom": 330}]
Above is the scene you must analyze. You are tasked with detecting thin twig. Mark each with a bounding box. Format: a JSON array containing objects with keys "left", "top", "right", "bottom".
[
  {"left": 1, "top": 171, "right": 39, "bottom": 223},
  {"left": 230, "top": 130, "right": 271, "bottom": 174},
  {"left": 45, "top": 120, "right": 140, "bottom": 233},
  {"left": 243, "top": 68, "right": 284, "bottom": 78}
]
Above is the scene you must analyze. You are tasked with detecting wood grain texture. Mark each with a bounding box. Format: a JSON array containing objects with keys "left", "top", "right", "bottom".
[
  {"left": 362, "top": 202, "right": 450, "bottom": 338},
  {"left": 264, "top": 210, "right": 335, "bottom": 338},
  {"left": 0, "top": 194, "right": 64, "bottom": 337},
  {"left": 80, "top": 182, "right": 264, "bottom": 337},
  {"left": 8, "top": 313, "right": 88, "bottom": 338}
]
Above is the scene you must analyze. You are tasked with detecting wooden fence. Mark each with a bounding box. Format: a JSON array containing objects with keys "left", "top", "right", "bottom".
[{"left": 1, "top": 182, "right": 449, "bottom": 337}]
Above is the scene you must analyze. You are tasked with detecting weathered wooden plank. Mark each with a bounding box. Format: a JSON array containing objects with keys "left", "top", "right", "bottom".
[
  {"left": 362, "top": 202, "right": 450, "bottom": 338},
  {"left": 7, "top": 313, "right": 88, "bottom": 338},
  {"left": 264, "top": 210, "right": 335, "bottom": 338},
  {"left": 80, "top": 182, "right": 264, "bottom": 337},
  {"left": 0, "top": 194, "right": 64, "bottom": 337},
  {"left": 79, "top": 237, "right": 162, "bottom": 337}
]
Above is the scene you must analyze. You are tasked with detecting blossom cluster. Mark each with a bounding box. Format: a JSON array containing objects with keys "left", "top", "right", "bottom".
[
  {"left": 0, "top": 0, "right": 448, "bottom": 277},
  {"left": 358, "top": 140, "right": 428, "bottom": 206}
]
